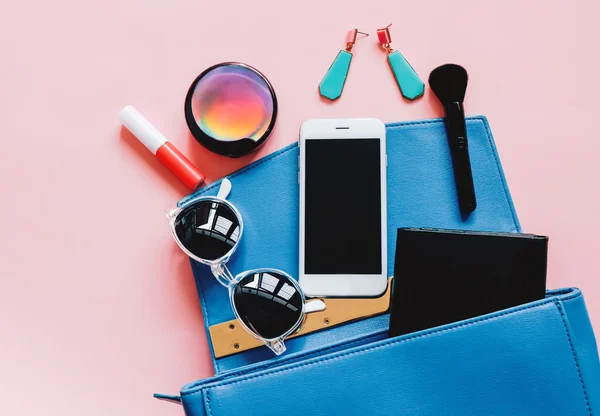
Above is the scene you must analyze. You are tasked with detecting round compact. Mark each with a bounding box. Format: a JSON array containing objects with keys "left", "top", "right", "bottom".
[{"left": 184, "top": 62, "right": 278, "bottom": 158}]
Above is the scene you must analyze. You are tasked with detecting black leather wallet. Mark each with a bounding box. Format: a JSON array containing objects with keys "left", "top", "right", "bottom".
[{"left": 389, "top": 228, "right": 548, "bottom": 337}]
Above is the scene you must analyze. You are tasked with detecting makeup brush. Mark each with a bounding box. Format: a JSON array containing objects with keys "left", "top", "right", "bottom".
[{"left": 429, "top": 64, "right": 476, "bottom": 214}]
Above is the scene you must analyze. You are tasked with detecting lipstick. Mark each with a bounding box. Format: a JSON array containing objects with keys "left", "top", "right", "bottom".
[{"left": 119, "top": 105, "right": 205, "bottom": 191}]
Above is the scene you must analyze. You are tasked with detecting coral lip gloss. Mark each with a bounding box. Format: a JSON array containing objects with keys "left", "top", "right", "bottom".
[{"left": 119, "top": 105, "right": 205, "bottom": 191}]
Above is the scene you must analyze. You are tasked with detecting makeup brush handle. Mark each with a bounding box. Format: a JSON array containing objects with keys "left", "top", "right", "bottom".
[{"left": 446, "top": 102, "right": 477, "bottom": 214}]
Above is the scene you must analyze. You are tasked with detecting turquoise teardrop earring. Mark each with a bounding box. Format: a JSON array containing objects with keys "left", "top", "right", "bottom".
[
  {"left": 319, "top": 29, "right": 368, "bottom": 101},
  {"left": 376, "top": 24, "right": 424, "bottom": 101}
]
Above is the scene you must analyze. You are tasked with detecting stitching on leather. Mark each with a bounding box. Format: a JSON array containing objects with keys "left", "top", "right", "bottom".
[
  {"left": 555, "top": 288, "right": 583, "bottom": 303},
  {"left": 194, "top": 264, "right": 220, "bottom": 373},
  {"left": 183, "top": 299, "right": 556, "bottom": 397},
  {"left": 201, "top": 334, "right": 386, "bottom": 416},
  {"left": 205, "top": 389, "right": 212, "bottom": 416},
  {"left": 554, "top": 300, "right": 592, "bottom": 416},
  {"left": 189, "top": 330, "right": 386, "bottom": 389},
  {"left": 476, "top": 118, "right": 521, "bottom": 232},
  {"left": 385, "top": 118, "right": 446, "bottom": 128},
  {"left": 220, "top": 333, "right": 384, "bottom": 380}
]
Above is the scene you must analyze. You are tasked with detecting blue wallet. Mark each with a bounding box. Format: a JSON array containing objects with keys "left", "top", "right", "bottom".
[{"left": 170, "top": 117, "right": 600, "bottom": 415}]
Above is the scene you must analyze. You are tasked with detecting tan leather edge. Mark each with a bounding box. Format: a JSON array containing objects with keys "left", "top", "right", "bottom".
[{"left": 208, "top": 277, "right": 392, "bottom": 358}]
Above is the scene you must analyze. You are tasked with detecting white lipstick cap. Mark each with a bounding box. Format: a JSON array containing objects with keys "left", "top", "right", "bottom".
[{"left": 119, "top": 105, "right": 168, "bottom": 154}]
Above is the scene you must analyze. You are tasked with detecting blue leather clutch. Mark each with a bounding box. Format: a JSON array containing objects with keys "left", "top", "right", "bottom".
[
  {"left": 180, "top": 288, "right": 599, "bottom": 416},
  {"left": 169, "top": 117, "right": 600, "bottom": 415}
]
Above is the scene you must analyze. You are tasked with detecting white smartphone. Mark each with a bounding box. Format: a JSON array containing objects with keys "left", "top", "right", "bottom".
[{"left": 299, "top": 118, "right": 387, "bottom": 298}]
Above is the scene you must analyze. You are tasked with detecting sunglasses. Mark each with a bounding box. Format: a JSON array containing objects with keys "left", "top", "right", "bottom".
[{"left": 166, "top": 179, "right": 325, "bottom": 355}]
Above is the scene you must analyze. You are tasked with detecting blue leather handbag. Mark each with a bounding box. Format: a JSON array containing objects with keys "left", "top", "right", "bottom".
[{"left": 168, "top": 117, "right": 600, "bottom": 415}]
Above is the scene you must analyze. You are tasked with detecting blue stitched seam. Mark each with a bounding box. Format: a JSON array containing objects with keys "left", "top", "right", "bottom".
[
  {"left": 552, "top": 287, "right": 583, "bottom": 302},
  {"left": 187, "top": 287, "right": 582, "bottom": 390},
  {"left": 476, "top": 117, "right": 521, "bottom": 232},
  {"left": 203, "top": 332, "right": 386, "bottom": 416},
  {"left": 187, "top": 116, "right": 523, "bottom": 375},
  {"left": 195, "top": 266, "right": 220, "bottom": 373},
  {"left": 554, "top": 299, "right": 592, "bottom": 416},
  {"left": 204, "top": 389, "right": 212, "bottom": 416},
  {"left": 188, "top": 330, "right": 387, "bottom": 390},
  {"left": 182, "top": 292, "right": 584, "bottom": 398}
]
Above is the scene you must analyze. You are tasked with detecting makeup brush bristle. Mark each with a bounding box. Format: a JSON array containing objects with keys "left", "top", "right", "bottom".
[{"left": 428, "top": 64, "right": 468, "bottom": 105}]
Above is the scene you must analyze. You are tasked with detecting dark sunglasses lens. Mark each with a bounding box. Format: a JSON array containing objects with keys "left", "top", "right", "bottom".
[
  {"left": 173, "top": 201, "right": 241, "bottom": 261},
  {"left": 233, "top": 271, "right": 303, "bottom": 340}
]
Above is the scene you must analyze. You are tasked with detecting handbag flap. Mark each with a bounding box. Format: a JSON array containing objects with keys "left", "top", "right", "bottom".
[{"left": 179, "top": 116, "right": 521, "bottom": 373}]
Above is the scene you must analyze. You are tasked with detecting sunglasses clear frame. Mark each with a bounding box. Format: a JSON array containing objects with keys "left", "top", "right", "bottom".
[
  {"left": 165, "top": 191, "right": 244, "bottom": 286},
  {"left": 165, "top": 179, "right": 325, "bottom": 355}
]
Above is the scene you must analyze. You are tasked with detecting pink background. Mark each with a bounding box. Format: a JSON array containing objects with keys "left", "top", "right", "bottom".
[{"left": 1, "top": 0, "right": 599, "bottom": 415}]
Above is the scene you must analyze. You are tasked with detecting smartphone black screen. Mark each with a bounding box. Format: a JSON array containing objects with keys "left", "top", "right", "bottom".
[{"left": 304, "top": 138, "right": 382, "bottom": 275}]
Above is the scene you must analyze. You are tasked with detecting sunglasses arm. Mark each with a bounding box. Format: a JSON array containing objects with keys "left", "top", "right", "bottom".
[
  {"left": 217, "top": 178, "right": 232, "bottom": 200},
  {"left": 304, "top": 299, "right": 326, "bottom": 314}
]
